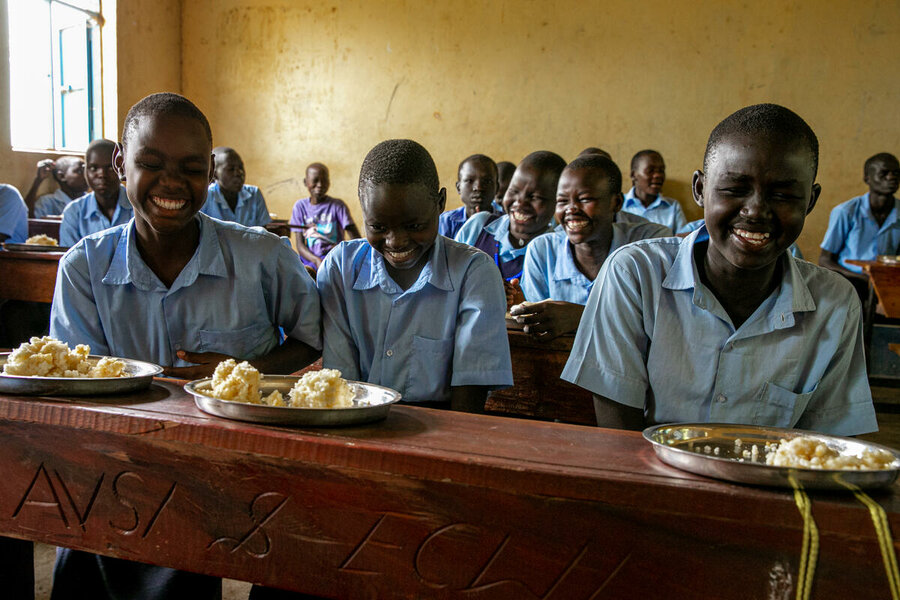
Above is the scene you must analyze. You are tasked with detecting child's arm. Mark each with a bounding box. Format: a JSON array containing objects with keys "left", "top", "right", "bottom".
[
  {"left": 23, "top": 159, "right": 55, "bottom": 218},
  {"left": 295, "top": 234, "right": 323, "bottom": 268},
  {"left": 450, "top": 385, "right": 489, "bottom": 413},
  {"left": 252, "top": 188, "right": 272, "bottom": 227},
  {"left": 317, "top": 249, "right": 363, "bottom": 380},
  {"left": 49, "top": 247, "right": 111, "bottom": 355},
  {"left": 593, "top": 394, "right": 645, "bottom": 430},
  {"left": 818, "top": 249, "right": 869, "bottom": 283},
  {"left": 509, "top": 300, "right": 584, "bottom": 340},
  {"left": 819, "top": 207, "right": 868, "bottom": 282},
  {"left": 167, "top": 337, "right": 320, "bottom": 379}
]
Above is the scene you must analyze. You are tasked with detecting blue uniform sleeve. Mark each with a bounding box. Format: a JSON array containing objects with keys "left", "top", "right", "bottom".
[
  {"left": 317, "top": 248, "right": 362, "bottom": 380},
  {"left": 820, "top": 205, "right": 849, "bottom": 255},
  {"left": 438, "top": 211, "right": 454, "bottom": 238},
  {"left": 252, "top": 188, "right": 272, "bottom": 227},
  {"left": 268, "top": 242, "right": 321, "bottom": 350},
  {"left": 33, "top": 195, "right": 54, "bottom": 218},
  {"left": 0, "top": 187, "right": 27, "bottom": 242},
  {"left": 450, "top": 253, "right": 513, "bottom": 388},
  {"left": 671, "top": 201, "right": 688, "bottom": 234},
  {"left": 49, "top": 244, "right": 111, "bottom": 355},
  {"left": 59, "top": 205, "right": 80, "bottom": 247},
  {"left": 520, "top": 240, "right": 551, "bottom": 302},
  {"left": 453, "top": 212, "right": 490, "bottom": 246},
  {"left": 560, "top": 248, "right": 650, "bottom": 409}
]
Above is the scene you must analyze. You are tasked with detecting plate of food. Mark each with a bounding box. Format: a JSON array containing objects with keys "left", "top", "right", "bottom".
[
  {"left": 0, "top": 336, "right": 163, "bottom": 396},
  {"left": 877, "top": 255, "right": 900, "bottom": 265},
  {"left": 2, "top": 234, "right": 68, "bottom": 253},
  {"left": 185, "top": 359, "right": 401, "bottom": 427},
  {"left": 643, "top": 423, "right": 900, "bottom": 489}
]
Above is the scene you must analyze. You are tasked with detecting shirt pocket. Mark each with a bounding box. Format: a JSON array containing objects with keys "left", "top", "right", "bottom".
[
  {"left": 407, "top": 335, "right": 454, "bottom": 402},
  {"left": 753, "top": 381, "right": 819, "bottom": 428},
  {"left": 198, "top": 323, "right": 274, "bottom": 359}
]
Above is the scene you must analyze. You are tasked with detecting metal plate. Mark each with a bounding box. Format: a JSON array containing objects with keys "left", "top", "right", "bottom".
[
  {"left": 185, "top": 376, "right": 401, "bottom": 427},
  {"left": 643, "top": 423, "right": 900, "bottom": 490},
  {"left": 2, "top": 243, "right": 68, "bottom": 253},
  {"left": 877, "top": 255, "right": 900, "bottom": 264},
  {"left": 0, "top": 353, "right": 163, "bottom": 396}
]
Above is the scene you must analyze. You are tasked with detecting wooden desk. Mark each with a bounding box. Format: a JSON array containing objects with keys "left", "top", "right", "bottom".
[
  {"left": 27, "top": 218, "right": 62, "bottom": 240},
  {"left": 486, "top": 330, "right": 594, "bottom": 425},
  {"left": 0, "top": 250, "right": 62, "bottom": 302},
  {"left": 264, "top": 219, "right": 292, "bottom": 238},
  {"left": 848, "top": 260, "right": 900, "bottom": 318},
  {"left": 0, "top": 383, "right": 895, "bottom": 598}
]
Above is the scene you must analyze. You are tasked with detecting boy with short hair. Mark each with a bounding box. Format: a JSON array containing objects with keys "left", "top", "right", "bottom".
[
  {"left": 621, "top": 149, "right": 688, "bottom": 233},
  {"left": 200, "top": 146, "right": 271, "bottom": 227},
  {"left": 25, "top": 156, "right": 88, "bottom": 218},
  {"left": 317, "top": 139, "right": 512, "bottom": 412},
  {"left": 512, "top": 155, "right": 669, "bottom": 339},
  {"left": 438, "top": 154, "right": 499, "bottom": 239},
  {"left": 819, "top": 152, "right": 900, "bottom": 292},
  {"left": 562, "top": 104, "right": 876, "bottom": 436},
  {"left": 494, "top": 160, "right": 515, "bottom": 213},
  {"left": 289, "top": 162, "right": 360, "bottom": 269},
  {"left": 49, "top": 92, "right": 321, "bottom": 600},
  {"left": 59, "top": 139, "right": 133, "bottom": 247}
]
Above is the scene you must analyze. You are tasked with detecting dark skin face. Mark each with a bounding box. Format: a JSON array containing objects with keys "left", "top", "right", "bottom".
[
  {"left": 556, "top": 167, "right": 623, "bottom": 258},
  {"left": 305, "top": 166, "right": 330, "bottom": 203},
  {"left": 502, "top": 164, "right": 558, "bottom": 245},
  {"left": 864, "top": 156, "right": 900, "bottom": 216},
  {"left": 214, "top": 151, "right": 246, "bottom": 196},
  {"left": 456, "top": 159, "right": 498, "bottom": 218},
  {"left": 84, "top": 146, "right": 120, "bottom": 214},
  {"left": 361, "top": 182, "right": 446, "bottom": 290},
  {"left": 693, "top": 134, "right": 820, "bottom": 327},
  {"left": 631, "top": 153, "right": 665, "bottom": 206},
  {"left": 58, "top": 159, "right": 88, "bottom": 197}
]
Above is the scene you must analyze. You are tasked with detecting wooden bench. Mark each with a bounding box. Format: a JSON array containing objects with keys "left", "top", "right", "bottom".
[{"left": 0, "top": 250, "right": 62, "bottom": 303}]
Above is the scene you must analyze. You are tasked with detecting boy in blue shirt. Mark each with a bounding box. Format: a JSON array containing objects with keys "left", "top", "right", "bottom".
[
  {"left": 819, "top": 152, "right": 900, "bottom": 294},
  {"left": 512, "top": 155, "right": 669, "bottom": 339},
  {"left": 49, "top": 93, "right": 321, "bottom": 600},
  {"left": 59, "top": 139, "right": 133, "bottom": 247},
  {"left": 317, "top": 139, "right": 512, "bottom": 413},
  {"left": 621, "top": 149, "right": 688, "bottom": 233},
  {"left": 562, "top": 104, "right": 876, "bottom": 436},
  {"left": 438, "top": 154, "right": 499, "bottom": 239},
  {"left": 200, "top": 146, "right": 272, "bottom": 227},
  {"left": 25, "top": 156, "right": 88, "bottom": 218}
]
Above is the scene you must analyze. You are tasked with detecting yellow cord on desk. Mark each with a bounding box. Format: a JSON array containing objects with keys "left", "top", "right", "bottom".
[
  {"left": 839, "top": 479, "right": 900, "bottom": 600},
  {"left": 788, "top": 474, "right": 818, "bottom": 600}
]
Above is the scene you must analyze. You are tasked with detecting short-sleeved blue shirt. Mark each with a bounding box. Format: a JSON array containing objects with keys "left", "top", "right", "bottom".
[
  {"left": 50, "top": 213, "right": 321, "bottom": 367},
  {"left": 521, "top": 221, "right": 671, "bottom": 304},
  {"left": 561, "top": 227, "right": 877, "bottom": 436},
  {"left": 438, "top": 206, "right": 468, "bottom": 239},
  {"left": 0, "top": 184, "right": 28, "bottom": 243},
  {"left": 200, "top": 182, "right": 271, "bottom": 227},
  {"left": 34, "top": 188, "right": 75, "bottom": 218},
  {"left": 59, "top": 186, "right": 133, "bottom": 247},
  {"left": 317, "top": 236, "right": 513, "bottom": 404},
  {"left": 454, "top": 212, "right": 553, "bottom": 271},
  {"left": 820, "top": 193, "right": 900, "bottom": 273},
  {"left": 621, "top": 187, "right": 688, "bottom": 233}
]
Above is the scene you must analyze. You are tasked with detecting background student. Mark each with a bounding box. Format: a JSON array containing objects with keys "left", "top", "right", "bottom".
[
  {"left": 438, "top": 153, "right": 499, "bottom": 239},
  {"left": 200, "top": 146, "right": 272, "bottom": 227},
  {"left": 493, "top": 160, "right": 516, "bottom": 213},
  {"left": 621, "top": 149, "right": 688, "bottom": 233},
  {"left": 24, "top": 156, "right": 88, "bottom": 218}
]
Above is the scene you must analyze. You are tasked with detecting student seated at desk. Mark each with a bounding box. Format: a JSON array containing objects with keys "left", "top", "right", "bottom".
[
  {"left": 0, "top": 182, "right": 27, "bottom": 243},
  {"left": 24, "top": 156, "right": 88, "bottom": 218},
  {"left": 290, "top": 162, "right": 360, "bottom": 270},
  {"left": 317, "top": 139, "right": 512, "bottom": 413},
  {"left": 59, "top": 139, "right": 133, "bottom": 247},
  {"left": 562, "top": 103, "right": 877, "bottom": 436},
  {"left": 493, "top": 160, "right": 515, "bottom": 213},
  {"left": 438, "top": 154, "right": 500, "bottom": 239},
  {"left": 578, "top": 146, "right": 612, "bottom": 160},
  {"left": 621, "top": 149, "right": 688, "bottom": 234},
  {"left": 200, "top": 145, "right": 272, "bottom": 227},
  {"left": 819, "top": 152, "right": 900, "bottom": 297},
  {"left": 511, "top": 155, "right": 669, "bottom": 339},
  {"left": 49, "top": 92, "right": 321, "bottom": 600}
]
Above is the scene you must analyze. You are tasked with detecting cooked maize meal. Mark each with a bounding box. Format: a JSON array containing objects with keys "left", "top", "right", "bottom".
[
  {"left": 765, "top": 437, "right": 896, "bottom": 470},
  {"left": 208, "top": 360, "right": 354, "bottom": 408},
  {"left": 24, "top": 234, "right": 58, "bottom": 246},
  {"left": 3, "top": 336, "right": 126, "bottom": 378}
]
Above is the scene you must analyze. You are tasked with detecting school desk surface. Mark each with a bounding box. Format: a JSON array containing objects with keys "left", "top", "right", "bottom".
[
  {"left": 848, "top": 259, "right": 900, "bottom": 319},
  {"left": 0, "top": 380, "right": 896, "bottom": 599}
]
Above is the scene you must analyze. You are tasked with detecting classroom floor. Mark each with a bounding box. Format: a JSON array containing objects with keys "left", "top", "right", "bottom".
[{"left": 30, "top": 383, "right": 900, "bottom": 599}]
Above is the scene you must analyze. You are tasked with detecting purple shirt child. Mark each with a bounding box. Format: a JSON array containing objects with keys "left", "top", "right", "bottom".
[{"left": 289, "top": 196, "right": 355, "bottom": 267}]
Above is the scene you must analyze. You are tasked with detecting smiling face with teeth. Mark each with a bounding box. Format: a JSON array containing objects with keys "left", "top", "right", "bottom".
[
  {"left": 555, "top": 167, "right": 622, "bottom": 247},
  {"left": 502, "top": 164, "right": 559, "bottom": 245},
  {"left": 693, "top": 133, "right": 820, "bottom": 276}
]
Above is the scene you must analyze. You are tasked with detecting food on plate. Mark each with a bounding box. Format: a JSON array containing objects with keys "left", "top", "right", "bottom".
[
  {"left": 3, "top": 336, "right": 126, "bottom": 378},
  {"left": 207, "top": 359, "right": 354, "bottom": 408},
  {"left": 24, "top": 234, "right": 58, "bottom": 246},
  {"left": 765, "top": 436, "right": 896, "bottom": 470}
]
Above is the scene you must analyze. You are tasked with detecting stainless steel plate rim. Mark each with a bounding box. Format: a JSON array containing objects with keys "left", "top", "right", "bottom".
[
  {"left": 0, "top": 353, "right": 163, "bottom": 395},
  {"left": 2, "top": 242, "right": 69, "bottom": 253}
]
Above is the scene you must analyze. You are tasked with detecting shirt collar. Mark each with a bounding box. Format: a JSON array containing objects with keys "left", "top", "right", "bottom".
[
  {"left": 84, "top": 187, "right": 131, "bottom": 220},
  {"left": 624, "top": 187, "right": 671, "bottom": 211},
  {"left": 861, "top": 192, "right": 900, "bottom": 230},
  {"left": 102, "top": 213, "right": 227, "bottom": 291},
  {"left": 211, "top": 182, "right": 251, "bottom": 208},
  {"left": 353, "top": 235, "right": 453, "bottom": 294},
  {"left": 485, "top": 214, "right": 552, "bottom": 259}
]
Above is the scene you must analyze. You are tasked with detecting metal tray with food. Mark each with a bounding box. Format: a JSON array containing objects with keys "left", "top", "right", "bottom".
[
  {"left": 185, "top": 375, "right": 401, "bottom": 427},
  {"left": 1, "top": 243, "right": 68, "bottom": 253},
  {"left": 643, "top": 422, "right": 900, "bottom": 490},
  {"left": 0, "top": 353, "right": 163, "bottom": 396},
  {"left": 877, "top": 255, "right": 900, "bottom": 264}
]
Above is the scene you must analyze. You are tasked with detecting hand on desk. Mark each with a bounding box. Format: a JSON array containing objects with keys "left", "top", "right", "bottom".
[
  {"left": 164, "top": 350, "right": 235, "bottom": 379},
  {"left": 509, "top": 300, "right": 584, "bottom": 341}
]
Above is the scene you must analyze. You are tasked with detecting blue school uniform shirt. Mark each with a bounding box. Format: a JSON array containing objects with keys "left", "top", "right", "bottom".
[
  {"left": 454, "top": 212, "right": 554, "bottom": 279},
  {"left": 34, "top": 188, "right": 75, "bottom": 218},
  {"left": 522, "top": 221, "right": 671, "bottom": 304},
  {"left": 684, "top": 219, "right": 804, "bottom": 259},
  {"left": 621, "top": 187, "right": 688, "bottom": 234},
  {"left": 561, "top": 226, "right": 876, "bottom": 436},
  {"left": 438, "top": 206, "right": 469, "bottom": 239},
  {"left": 50, "top": 212, "right": 321, "bottom": 367},
  {"left": 59, "top": 186, "right": 133, "bottom": 247},
  {"left": 0, "top": 184, "right": 28, "bottom": 243},
  {"left": 201, "top": 182, "right": 271, "bottom": 227},
  {"left": 317, "top": 236, "right": 513, "bottom": 404},
  {"left": 820, "top": 192, "right": 900, "bottom": 273}
]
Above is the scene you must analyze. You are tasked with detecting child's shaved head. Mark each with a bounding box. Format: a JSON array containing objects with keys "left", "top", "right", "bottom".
[
  {"left": 864, "top": 152, "right": 899, "bottom": 177},
  {"left": 566, "top": 154, "right": 623, "bottom": 195},
  {"left": 704, "top": 103, "right": 818, "bottom": 177},
  {"left": 519, "top": 150, "right": 566, "bottom": 178},
  {"left": 122, "top": 92, "right": 212, "bottom": 150},
  {"left": 359, "top": 139, "right": 440, "bottom": 199}
]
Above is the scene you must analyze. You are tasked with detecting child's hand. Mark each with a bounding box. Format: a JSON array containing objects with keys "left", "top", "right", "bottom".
[
  {"left": 164, "top": 350, "right": 235, "bottom": 380},
  {"left": 509, "top": 300, "right": 584, "bottom": 341},
  {"left": 504, "top": 278, "right": 525, "bottom": 310},
  {"left": 35, "top": 159, "right": 54, "bottom": 180}
]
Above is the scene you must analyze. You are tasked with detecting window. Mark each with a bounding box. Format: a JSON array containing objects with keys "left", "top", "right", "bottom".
[{"left": 7, "top": 0, "right": 102, "bottom": 152}]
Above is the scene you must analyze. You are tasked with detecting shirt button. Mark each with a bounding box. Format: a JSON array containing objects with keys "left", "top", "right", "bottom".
[
  {"left": 386, "top": 350, "right": 393, "bottom": 357},
  {"left": 715, "top": 394, "right": 727, "bottom": 403}
]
